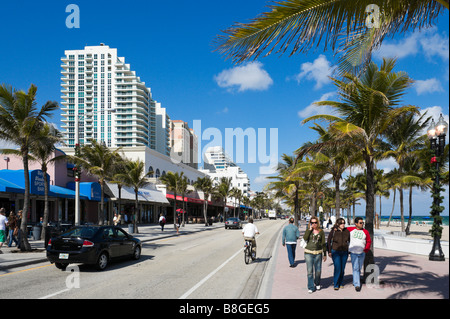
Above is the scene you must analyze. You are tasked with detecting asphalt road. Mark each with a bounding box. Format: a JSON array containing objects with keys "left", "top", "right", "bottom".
[{"left": 0, "top": 219, "right": 285, "bottom": 299}]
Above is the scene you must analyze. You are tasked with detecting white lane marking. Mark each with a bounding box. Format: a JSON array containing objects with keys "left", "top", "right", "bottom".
[
  {"left": 39, "top": 288, "right": 70, "bottom": 299},
  {"left": 179, "top": 248, "right": 243, "bottom": 299}
]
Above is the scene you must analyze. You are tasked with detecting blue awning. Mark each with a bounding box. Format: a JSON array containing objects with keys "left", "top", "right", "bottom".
[
  {"left": 0, "top": 177, "right": 24, "bottom": 193},
  {"left": 0, "top": 169, "right": 92, "bottom": 200},
  {"left": 49, "top": 185, "right": 89, "bottom": 200},
  {"left": 66, "top": 182, "right": 102, "bottom": 201}
]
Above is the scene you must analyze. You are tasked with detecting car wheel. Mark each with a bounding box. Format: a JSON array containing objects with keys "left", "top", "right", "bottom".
[
  {"left": 132, "top": 245, "right": 141, "bottom": 260},
  {"left": 96, "top": 252, "right": 109, "bottom": 271},
  {"left": 55, "top": 263, "right": 67, "bottom": 271}
]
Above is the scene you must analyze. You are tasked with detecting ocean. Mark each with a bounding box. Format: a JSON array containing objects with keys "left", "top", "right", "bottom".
[{"left": 378, "top": 215, "right": 449, "bottom": 226}]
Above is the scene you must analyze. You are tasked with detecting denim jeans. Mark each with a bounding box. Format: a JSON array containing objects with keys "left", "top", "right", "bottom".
[
  {"left": 286, "top": 244, "right": 297, "bottom": 266},
  {"left": 8, "top": 229, "right": 19, "bottom": 247},
  {"left": 304, "top": 253, "right": 322, "bottom": 291},
  {"left": 331, "top": 249, "right": 349, "bottom": 288},
  {"left": 350, "top": 252, "right": 365, "bottom": 287}
]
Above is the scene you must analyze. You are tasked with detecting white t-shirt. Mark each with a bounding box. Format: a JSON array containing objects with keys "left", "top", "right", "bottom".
[
  {"left": 0, "top": 215, "right": 7, "bottom": 231},
  {"left": 242, "top": 223, "right": 259, "bottom": 238}
]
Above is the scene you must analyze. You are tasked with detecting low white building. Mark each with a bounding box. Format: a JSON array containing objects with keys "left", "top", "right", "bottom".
[
  {"left": 199, "top": 146, "right": 251, "bottom": 197},
  {"left": 60, "top": 145, "right": 206, "bottom": 185}
]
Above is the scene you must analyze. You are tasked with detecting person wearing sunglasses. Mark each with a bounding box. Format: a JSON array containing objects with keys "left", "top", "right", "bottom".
[
  {"left": 327, "top": 218, "right": 350, "bottom": 290},
  {"left": 303, "top": 216, "right": 327, "bottom": 293},
  {"left": 347, "top": 217, "right": 372, "bottom": 292}
]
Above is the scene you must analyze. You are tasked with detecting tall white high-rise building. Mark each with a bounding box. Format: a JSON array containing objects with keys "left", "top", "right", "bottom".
[{"left": 60, "top": 44, "right": 170, "bottom": 155}]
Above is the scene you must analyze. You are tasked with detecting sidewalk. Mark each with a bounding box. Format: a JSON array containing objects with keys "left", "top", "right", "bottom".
[
  {"left": 261, "top": 221, "right": 449, "bottom": 299},
  {"left": 0, "top": 222, "right": 224, "bottom": 271},
  {"left": 1, "top": 220, "right": 448, "bottom": 299}
]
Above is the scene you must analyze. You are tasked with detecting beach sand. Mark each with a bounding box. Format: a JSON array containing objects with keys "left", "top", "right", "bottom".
[{"left": 378, "top": 221, "right": 449, "bottom": 242}]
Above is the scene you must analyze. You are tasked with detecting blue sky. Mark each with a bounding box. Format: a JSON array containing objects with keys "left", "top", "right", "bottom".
[{"left": 0, "top": 1, "right": 448, "bottom": 216}]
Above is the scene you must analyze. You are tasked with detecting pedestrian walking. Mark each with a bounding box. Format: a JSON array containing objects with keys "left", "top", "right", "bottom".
[
  {"left": 282, "top": 217, "right": 300, "bottom": 267},
  {"left": 113, "top": 213, "right": 119, "bottom": 226},
  {"left": 159, "top": 213, "right": 166, "bottom": 231},
  {"left": 0, "top": 208, "right": 8, "bottom": 252},
  {"left": 7, "top": 211, "right": 19, "bottom": 247},
  {"left": 327, "top": 217, "right": 350, "bottom": 290},
  {"left": 303, "top": 216, "right": 327, "bottom": 293},
  {"left": 347, "top": 217, "right": 372, "bottom": 292}
]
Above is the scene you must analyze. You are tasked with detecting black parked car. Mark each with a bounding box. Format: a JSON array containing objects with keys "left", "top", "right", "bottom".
[{"left": 47, "top": 225, "right": 141, "bottom": 271}]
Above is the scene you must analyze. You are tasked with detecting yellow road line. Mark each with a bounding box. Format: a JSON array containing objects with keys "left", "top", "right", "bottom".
[{"left": 0, "top": 264, "right": 52, "bottom": 277}]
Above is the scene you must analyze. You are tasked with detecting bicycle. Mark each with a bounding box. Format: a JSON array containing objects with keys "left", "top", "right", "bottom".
[{"left": 244, "top": 239, "right": 256, "bottom": 264}]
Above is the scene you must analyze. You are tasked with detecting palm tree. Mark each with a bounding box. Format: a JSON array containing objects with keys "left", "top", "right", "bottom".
[
  {"left": 403, "top": 155, "right": 432, "bottom": 235},
  {"left": 160, "top": 171, "right": 184, "bottom": 229},
  {"left": 297, "top": 124, "right": 359, "bottom": 218},
  {"left": 214, "top": 0, "right": 447, "bottom": 74},
  {"left": 29, "top": 124, "right": 65, "bottom": 238},
  {"left": 179, "top": 176, "right": 190, "bottom": 227},
  {"left": 230, "top": 187, "right": 242, "bottom": 217},
  {"left": 266, "top": 154, "right": 303, "bottom": 224},
  {"left": 109, "top": 153, "right": 130, "bottom": 225},
  {"left": 2, "top": 124, "right": 65, "bottom": 239},
  {"left": 301, "top": 58, "right": 416, "bottom": 264},
  {"left": 382, "top": 111, "right": 431, "bottom": 231},
  {"left": 68, "top": 139, "right": 122, "bottom": 225},
  {"left": 214, "top": 177, "right": 233, "bottom": 220},
  {"left": 114, "top": 159, "right": 152, "bottom": 234},
  {"left": 194, "top": 176, "right": 214, "bottom": 226},
  {"left": 0, "top": 84, "right": 59, "bottom": 251}
]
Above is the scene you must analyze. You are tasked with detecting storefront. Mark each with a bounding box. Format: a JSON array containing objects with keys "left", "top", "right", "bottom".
[
  {"left": 0, "top": 169, "right": 100, "bottom": 225},
  {"left": 106, "top": 182, "right": 170, "bottom": 224}
]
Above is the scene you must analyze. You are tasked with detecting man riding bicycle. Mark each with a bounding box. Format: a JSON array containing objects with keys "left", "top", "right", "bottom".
[{"left": 242, "top": 217, "right": 260, "bottom": 258}]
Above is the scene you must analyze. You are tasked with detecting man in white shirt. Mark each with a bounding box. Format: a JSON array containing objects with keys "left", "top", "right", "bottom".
[
  {"left": 0, "top": 208, "right": 8, "bottom": 251},
  {"left": 242, "top": 218, "right": 259, "bottom": 257}
]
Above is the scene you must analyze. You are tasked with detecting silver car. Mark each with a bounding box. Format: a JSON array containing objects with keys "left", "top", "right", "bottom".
[{"left": 225, "top": 217, "right": 242, "bottom": 229}]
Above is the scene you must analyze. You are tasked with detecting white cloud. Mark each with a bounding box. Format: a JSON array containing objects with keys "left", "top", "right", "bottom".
[
  {"left": 0, "top": 139, "right": 18, "bottom": 150},
  {"left": 374, "top": 32, "right": 421, "bottom": 59},
  {"left": 216, "top": 107, "right": 229, "bottom": 114},
  {"left": 294, "top": 55, "right": 334, "bottom": 89},
  {"left": 419, "top": 30, "right": 449, "bottom": 61},
  {"left": 298, "top": 91, "right": 337, "bottom": 119},
  {"left": 374, "top": 27, "right": 449, "bottom": 62},
  {"left": 214, "top": 62, "right": 273, "bottom": 92},
  {"left": 414, "top": 78, "right": 444, "bottom": 95},
  {"left": 254, "top": 175, "right": 269, "bottom": 185}
]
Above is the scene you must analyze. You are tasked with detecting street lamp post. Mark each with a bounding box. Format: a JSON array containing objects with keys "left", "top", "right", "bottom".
[{"left": 427, "top": 113, "right": 448, "bottom": 262}]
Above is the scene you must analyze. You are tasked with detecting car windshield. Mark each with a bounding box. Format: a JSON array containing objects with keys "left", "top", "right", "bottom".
[{"left": 60, "top": 227, "right": 98, "bottom": 239}]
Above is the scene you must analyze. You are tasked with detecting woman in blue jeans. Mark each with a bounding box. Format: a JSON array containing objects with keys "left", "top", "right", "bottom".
[
  {"left": 303, "top": 217, "right": 327, "bottom": 293},
  {"left": 327, "top": 218, "right": 350, "bottom": 290}
]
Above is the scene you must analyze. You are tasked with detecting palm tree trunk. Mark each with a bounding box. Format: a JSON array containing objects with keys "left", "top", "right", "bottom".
[
  {"left": 20, "top": 149, "right": 32, "bottom": 251},
  {"left": 335, "top": 177, "right": 341, "bottom": 218},
  {"left": 173, "top": 192, "right": 177, "bottom": 230},
  {"left": 203, "top": 200, "right": 208, "bottom": 227},
  {"left": 387, "top": 189, "right": 396, "bottom": 227},
  {"left": 41, "top": 168, "right": 50, "bottom": 239},
  {"left": 399, "top": 188, "right": 405, "bottom": 232},
  {"left": 405, "top": 186, "right": 413, "bottom": 235},
  {"left": 99, "top": 181, "right": 105, "bottom": 225},
  {"left": 134, "top": 192, "right": 139, "bottom": 234},
  {"left": 364, "top": 155, "right": 375, "bottom": 275}
]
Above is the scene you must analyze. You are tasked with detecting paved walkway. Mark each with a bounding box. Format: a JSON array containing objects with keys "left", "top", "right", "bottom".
[
  {"left": 262, "top": 221, "right": 449, "bottom": 299},
  {"left": 1, "top": 220, "right": 448, "bottom": 299}
]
